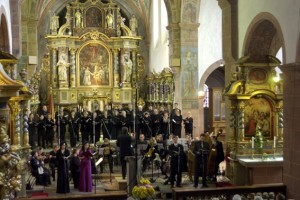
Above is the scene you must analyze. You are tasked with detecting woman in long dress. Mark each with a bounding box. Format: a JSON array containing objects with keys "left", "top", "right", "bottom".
[
  {"left": 56, "top": 142, "right": 70, "bottom": 194},
  {"left": 78, "top": 142, "right": 93, "bottom": 192}
]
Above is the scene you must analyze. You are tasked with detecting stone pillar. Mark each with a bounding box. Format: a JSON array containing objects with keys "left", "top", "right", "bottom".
[
  {"left": 281, "top": 63, "right": 300, "bottom": 199},
  {"left": 70, "top": 48, "right": 76, "bottom": 88},
  {"left": 52, "top": 48, "right": 58, "bottom": 88}
]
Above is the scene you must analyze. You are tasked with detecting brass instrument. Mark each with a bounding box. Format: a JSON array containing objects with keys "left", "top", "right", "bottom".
[{"left": 145, "top": 147, "right": 155, "bottom": 157}]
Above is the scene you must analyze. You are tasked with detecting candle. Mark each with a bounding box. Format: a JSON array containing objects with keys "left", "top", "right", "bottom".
[
  {"left": 252, "top": 136, "right": 254, "bottom": 149},
  {"left": 274, "top": 136, "right": 277, "bottom": 148}
]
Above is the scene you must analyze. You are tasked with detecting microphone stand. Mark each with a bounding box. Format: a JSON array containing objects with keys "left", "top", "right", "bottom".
[
  {"left": 57, "top": 106, "right": 61, "bottom": 146},
  {"left": 178, "top": 146, "right": 181, "bottom": 186}
]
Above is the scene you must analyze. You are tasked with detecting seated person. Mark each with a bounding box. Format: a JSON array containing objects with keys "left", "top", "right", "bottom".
[
  {"left": 30, "top": 150, "right": 51, "bottom": 186},
  {"left": 142, "top": 137, "right": 158, "bottom": 172},
  {"left": 100, "top": 138, "right": 115, "bottom": 173}
]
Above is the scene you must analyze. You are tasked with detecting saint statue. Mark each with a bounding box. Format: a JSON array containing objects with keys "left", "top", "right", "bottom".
[
  {"left": 75, "top": 9, "right": 82, "bottom": 28},
  {"left": 129, "top": 14, "right": 138, "bottom": 36},
  {"left": 106, "top": 10, "right": 114, "bottom": 28},
  {"left": 57, "top": 53, "right": 70, "bottom": 82},
  {"left": 122, "top": 54, "right": 133, "bottom": 82},
  {"left": 50, "top": 13, "right": 59, "bottom": 34}
]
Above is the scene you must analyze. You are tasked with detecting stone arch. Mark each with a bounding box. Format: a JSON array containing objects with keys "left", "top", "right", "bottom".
[
  {"left": 199, "top": 59, "right": 225, "bottom": 90},
  {"left": 243, "top": 12, "right": 286, "bottom": 63},
  {"left": 0, "top": 13, "right": 9, "bottom": 52}
]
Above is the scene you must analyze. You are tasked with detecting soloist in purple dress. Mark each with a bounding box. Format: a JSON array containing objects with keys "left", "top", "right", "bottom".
[{"left": 78, "top": 149, "right": 92, "bottom": 192}]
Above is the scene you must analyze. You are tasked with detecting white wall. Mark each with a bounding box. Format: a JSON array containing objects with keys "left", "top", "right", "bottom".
[
  {"left": 238, "top": 0, "right": 300, "bottom": 64},
  {"left": 198, "top": 0, "right": 222, "bottom": 84},
  {"left": 0, "top": 0, "right": 12, "bottom": 53},
  {"left": 149, "top": 0, "right": 169, "bottom": 73}
]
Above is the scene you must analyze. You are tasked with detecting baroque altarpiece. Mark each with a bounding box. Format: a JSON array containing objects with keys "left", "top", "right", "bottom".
[
  {"left": 225, "top": 55, "right": 283, "bottom": 185},
  {"left": 45, "top": 0, "right": 144, "bottom": 111}
]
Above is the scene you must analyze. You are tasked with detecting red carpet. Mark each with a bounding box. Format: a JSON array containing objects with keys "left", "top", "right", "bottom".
[{"left": 31, "top": 192, "right": 49, "bottom": 198}]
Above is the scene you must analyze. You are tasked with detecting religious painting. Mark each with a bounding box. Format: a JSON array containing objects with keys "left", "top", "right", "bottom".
[
  {"left": 78, "top": 43, "right": 110, "bottom": 86},
  {"left": 248, "top": 68, "right": 268, "bottom": 84},
  {"left": 182, "top": 3, "right": 197, "bottom": 23},
  {"left": 244, "top": 97, "right": 273, "bottom": 138},
  {"left": 181, "top": 47, "right": 198, "bottom": 99},
  {"left": 85, "top": 7, "right": 102, "bottom": 27}
]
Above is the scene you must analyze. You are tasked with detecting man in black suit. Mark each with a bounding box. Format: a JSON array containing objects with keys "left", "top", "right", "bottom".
[
  {"left": 117, "top": 127, "right": 133, "bottom": 179},
  {"left": 193, "top": 133, "right": 210, "bottom": 188},
  {"left": 168, "top": 136, "right": 184, "bottom": 187}
]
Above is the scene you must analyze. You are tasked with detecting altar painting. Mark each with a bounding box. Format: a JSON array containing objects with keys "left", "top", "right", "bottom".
[
  {"left": 244, "top": 97, "right": 272, "bottom": 138},
  {"left": 78, "top": 43, "right": 110, "bottom": 86}
]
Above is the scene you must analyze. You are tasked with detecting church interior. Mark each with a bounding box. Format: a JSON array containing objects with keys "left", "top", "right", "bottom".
[{"left": 0, "top": 0, "right": 299, "bottom": 199}]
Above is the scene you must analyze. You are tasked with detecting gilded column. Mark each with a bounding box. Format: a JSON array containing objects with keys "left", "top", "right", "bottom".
[
  {"left": 22, "top": 107, "right": 30, "bottom": 147},
  {"left": 131, "top": 50, "right": 137, "bottom": 84},
  {"left": 8, "top": 97, "right": 22, "bottom": 146},
  {"left": 52, "top": 48, "right": 58, "bottom": 88},
  {"left": 277, "top": 102, "right": 283, "bottom": 140},
  {"left": 70, "top": 48, "right": 76, "bottom": 88},
  {"left": 238, "top": 101, "right": 245, "bottom": 142},
  {"left": 113, "top": 49, "right": 120, "bottom": 87}
]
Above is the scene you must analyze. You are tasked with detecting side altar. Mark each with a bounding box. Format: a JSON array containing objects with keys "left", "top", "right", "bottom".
[
  {"left": 224, "top": 55, "right": 283, "bottom": 186},
  {"left": 45, "top": 0, "right": 144, "bottom": 110}
]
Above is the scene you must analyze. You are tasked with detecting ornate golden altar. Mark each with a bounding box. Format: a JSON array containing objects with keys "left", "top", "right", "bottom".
[{"left": 45, "top": 0, "right": 144, "bottom": 109}]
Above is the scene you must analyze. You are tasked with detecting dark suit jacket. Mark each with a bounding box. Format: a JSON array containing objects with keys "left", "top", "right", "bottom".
[
  {"left": 193, "top": 140, "right": 210, "bottom": 157},
  {"left": 117, "top": 133, "right": 133, "bottom": 157}
]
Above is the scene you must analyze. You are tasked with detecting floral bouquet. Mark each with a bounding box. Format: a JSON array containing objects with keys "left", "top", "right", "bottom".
[{"left": 132, "top": 178, "right": 155, "bottom": 200}]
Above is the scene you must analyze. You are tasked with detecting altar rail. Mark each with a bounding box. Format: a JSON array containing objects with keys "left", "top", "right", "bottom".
[
  {"left": 22, "top": 191, "right": 128, "bottom": 200},
  {"left": 172, "top": 183, "right": 286, "bottom": 200}
]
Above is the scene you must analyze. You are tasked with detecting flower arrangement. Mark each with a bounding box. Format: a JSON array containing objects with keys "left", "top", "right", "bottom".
[
  {"left": 254, "top": 126, "right": 265, "bottom": 153},
  {"left": 132, "top": 178, "right": 155, "bottom": 200}
]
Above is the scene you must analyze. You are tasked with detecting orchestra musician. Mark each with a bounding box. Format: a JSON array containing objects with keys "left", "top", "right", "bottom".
[
  {"left": 69, "top": 110, "right": 80, "bottom": 147},
  {"left": 36, "top": 147, "right": 51, "bottom": 185},
  {"left": 56, "top": 142, "right": 70, "bottom": 194},
  {"left": 168, "top": 136, "right": 184, "bottom": 188},
  {"left": 193, "top": 133, "right": 210, "bottom": 188},
  {"left": 45, "top": 113, "right": 55, "bottom": 148},
  {"left": 100, "top": 138, "right": 115, "bottom": 173},
  {"left": 142, "top": 137, "right": 158, "bottom": 172},
  {"left": 49, "top": 145, "right": 58, "bottom": 181},
  {"left": 30, "top": 150, "right": 50, "bottom": 186},
  {"left": 78, "top": 141, "right": 93, "bottom": 192}
]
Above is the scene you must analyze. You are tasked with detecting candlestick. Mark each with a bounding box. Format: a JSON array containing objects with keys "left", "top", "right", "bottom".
[
  {"left": 251, "top": 136, "right": 254, "bottom": 149},
  {"left": 274, "top": 136, "right": 277, "bottom": 148}
]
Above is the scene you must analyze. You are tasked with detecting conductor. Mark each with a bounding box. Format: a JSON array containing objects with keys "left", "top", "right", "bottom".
[{"left": 193, "top": 133, "right": 210, "bottom": 188}]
